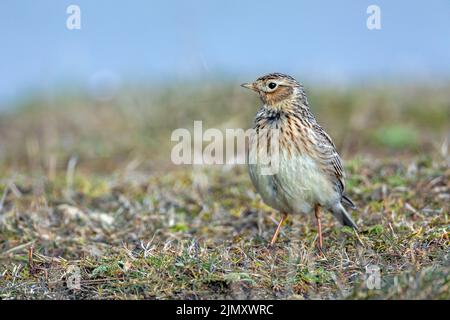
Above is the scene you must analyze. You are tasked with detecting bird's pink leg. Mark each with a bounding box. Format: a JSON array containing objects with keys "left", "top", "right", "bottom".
[
  {"left": 314, "top": 204, "right": 323, "bottom": 251},
  {"left": 270, "top": 212, "right": 287, "bottom": 246}
]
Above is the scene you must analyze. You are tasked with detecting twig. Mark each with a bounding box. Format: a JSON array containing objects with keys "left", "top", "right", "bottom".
[
  {"left": 28, "top": 245, "right": 34, "bottom": 270},
  {"left": 1, "top": 240, "right": 36, "bottom": 256},
  {"left": 354, "top": 229, "right": 365, "bottom": 247}
]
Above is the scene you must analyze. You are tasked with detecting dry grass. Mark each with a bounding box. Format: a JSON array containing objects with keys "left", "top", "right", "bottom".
[{"left": 0, "top": 82, "right": 449, "bottom": 299}]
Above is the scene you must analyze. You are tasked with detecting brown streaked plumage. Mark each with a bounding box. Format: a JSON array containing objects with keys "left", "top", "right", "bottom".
[{"left": 242, "top": 73, "right": 357, "bottom": 250}]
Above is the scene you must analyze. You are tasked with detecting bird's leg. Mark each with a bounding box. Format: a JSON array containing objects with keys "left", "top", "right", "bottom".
[
  {"left": 270, "top": 212, "right": 287, "bottom": 246},
  {"left": 314, "top": 204, "right": 323, "bottom": 251}
]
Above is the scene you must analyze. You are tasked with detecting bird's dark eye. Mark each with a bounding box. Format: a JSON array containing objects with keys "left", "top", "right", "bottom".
[{"left": 268, "top": 82, "right": 277, "bottom": 89}]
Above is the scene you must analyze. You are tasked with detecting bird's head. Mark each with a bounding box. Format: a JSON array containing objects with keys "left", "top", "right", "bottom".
[{"left": 241, "top": 73, "right": 304, "bottom": 109}]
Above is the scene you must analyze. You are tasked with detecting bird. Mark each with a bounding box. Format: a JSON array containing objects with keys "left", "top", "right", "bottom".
[{"left": 241, "top": 73, "right": 357, "bottom": 250}]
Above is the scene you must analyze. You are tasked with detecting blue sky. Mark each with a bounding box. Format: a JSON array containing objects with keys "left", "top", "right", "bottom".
[{"left": 1, "top": 0, "right": 449, "bottom": 104}]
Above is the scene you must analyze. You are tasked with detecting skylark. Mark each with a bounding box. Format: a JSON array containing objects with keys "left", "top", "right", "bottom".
[{"left": 242, "top": 73, "right": 357, "bottom": 250}]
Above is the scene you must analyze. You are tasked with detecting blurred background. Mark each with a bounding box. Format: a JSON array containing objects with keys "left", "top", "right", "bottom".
[
  {"left": 0, "top": 0, "right": 449, "bottom": 173},
  {"left": 0, "top": 1, "right": 449, "bottom": 300}
]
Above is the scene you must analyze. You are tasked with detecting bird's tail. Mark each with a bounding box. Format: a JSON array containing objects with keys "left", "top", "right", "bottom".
[{"left": 332, "top": 203, "right": 358, "bottom": 230}]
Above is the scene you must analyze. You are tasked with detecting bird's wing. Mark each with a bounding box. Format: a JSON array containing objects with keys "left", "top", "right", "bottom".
[{"left": 309, "top": 123, "right": 346, "bottom": 195}]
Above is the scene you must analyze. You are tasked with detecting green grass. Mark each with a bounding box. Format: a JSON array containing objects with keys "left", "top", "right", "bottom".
[{"left": 0, "top": 83, "right": 449, "bottom": 299}]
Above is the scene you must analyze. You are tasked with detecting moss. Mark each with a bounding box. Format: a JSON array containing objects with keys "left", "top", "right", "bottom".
[{"left": 372, "top": 125, "right": 419, "bottom": 149}]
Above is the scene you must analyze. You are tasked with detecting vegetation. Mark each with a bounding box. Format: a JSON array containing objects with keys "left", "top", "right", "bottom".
[{"left": 0, "top": 82, "right": 448, "bottom": 299}]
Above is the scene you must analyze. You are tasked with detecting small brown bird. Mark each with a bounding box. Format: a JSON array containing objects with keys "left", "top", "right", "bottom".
[{"left": 242, "top": 73, "right": 357, "bottom": 250}]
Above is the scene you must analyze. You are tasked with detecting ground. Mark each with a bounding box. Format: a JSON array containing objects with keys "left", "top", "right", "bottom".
[{"left": 0, "top": 83, "right": 448, "bottom": 299}]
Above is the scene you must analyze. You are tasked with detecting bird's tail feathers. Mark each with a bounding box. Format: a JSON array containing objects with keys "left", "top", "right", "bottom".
[{"left": 332, "top": 203, "right": 358, "bottom": 230}]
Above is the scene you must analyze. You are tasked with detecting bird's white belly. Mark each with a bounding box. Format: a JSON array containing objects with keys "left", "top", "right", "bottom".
[{"left": 248, "top": 150, "right": 338, "bottom": 214}]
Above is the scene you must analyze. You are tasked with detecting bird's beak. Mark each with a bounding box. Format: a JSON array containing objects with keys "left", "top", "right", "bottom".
[{"left": 241, "top": 82, "right": 257, "bottom": 92}]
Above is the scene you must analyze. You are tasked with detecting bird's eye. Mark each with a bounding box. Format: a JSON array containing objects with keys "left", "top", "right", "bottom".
[{"left": 268, "top": 82, "right": 277, "bottom": 90}]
